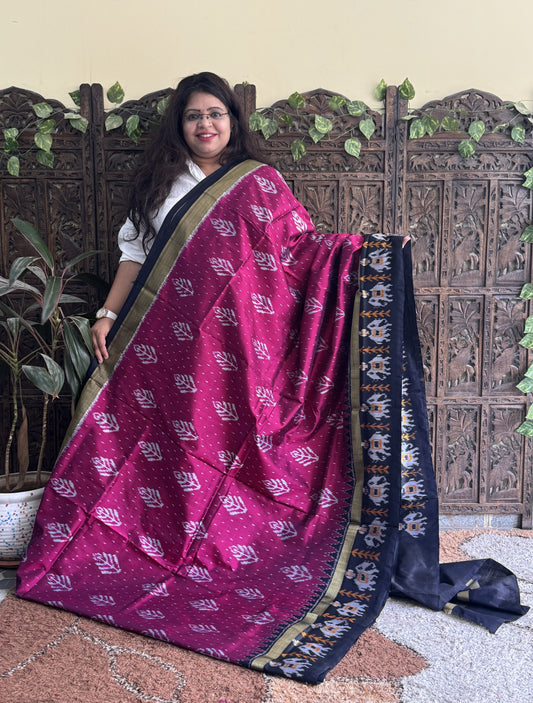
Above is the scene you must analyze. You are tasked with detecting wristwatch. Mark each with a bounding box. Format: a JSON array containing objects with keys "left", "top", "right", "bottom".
[{"left": 95, "top": 307, "right": 118, "bottom": 321}]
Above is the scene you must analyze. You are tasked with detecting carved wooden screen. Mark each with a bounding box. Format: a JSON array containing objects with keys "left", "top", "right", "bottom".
[
  {"left": 395, "top": 91, "right": 532, "bottom": 526},
  {"left": 0, "top": 85, "right": 97, "bottom": 466},
  {"left": 0, "top": 84, "right": 531, "bottom": 525}
]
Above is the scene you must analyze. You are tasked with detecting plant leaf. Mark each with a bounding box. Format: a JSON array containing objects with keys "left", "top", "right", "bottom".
[
  {"left": 8, "top": 256, "right": 39, "bottom": 286},
  {"left": 38, "top": 119, "right": 56, "bottom": 134},
  {"left": 66, "top": 114, "right": 88, "bottom": 133},
  {"left": 107, "top": 81, "right": 125, "bottom": 104},
  {"left": 523, "top": 167, "right": 533, "bottom": 190},
  {"left": 278, "top": 113, "right": 294, "bottom": 127},
  {"left": 517, "top": 377, "right": 533, "bottom": 393},
  {"left": 441, "top": 116, "right": 460, "bottom": 132},
  {"left": 12, "top": 218, "right": 54, "bottom": 269},
  {"left": 308, "top": 126, "right": 325, "bottom": 144},
  {"left": 261, "top": 118, "right": 278, "bottom": 140},
  {"left": 69, "top": 90, "right": 81, "bottom": 107},
  {"left": 105, "top": 113, "right": 124, "bottom": 131},
  {"left": 290, "top": 138, "right": 307, "bottom": 162},
  {"left": 468, "top": 120, "right": 486, "bottom": 143},
  {"left": 41, "top": 276, "right": 62, "bottom": 323},
  {"left": 398, "top": 78, "right": 415, "bottom": 101},
  {"left": 69, "top": 315, "right": 93, "bottom": 352},
  {"left": 410, "top": 119, "right": 426, "bottom": 139},
  {"left": 63, "top": 319, "right": 91, "bottom": 384},
  {"left": 520, "top": 333, "right": 533, "bottom": 349},
  {"left": 329, "top": 95, "right": 346, "bottom": 111},
  {"left": 344, "top": 137, "right": 361, "bottom": 158},
  {"left": 7, "top": 156, "right": 19, "bottom": 176},
  {"left": 36, "top": 149, "right": 55, "bottom": 168},
  {"left": 458, "top": 139, "right": 476, "bottom": 158},
  {"left": 32, "top": 102, "right": 54, "bottom": 119},
  {"left": 23, "top": 362, "right": 63, "bottom": 397},
  {"left": 520, "top": 225, "right": 533, "bottom": 243},
  {"left": 314, "top": 114, "right": 333, "bottom": 134},
  {"left": 374, "top": 79, "right": 388, "bottom": 101},
  {"left": 422, "top": 114, "right": 439, "bottom": 136},
  {"left": 520, "top": 283, "right": 533, "bottom": 300},
  {"left": 3, "top": 127, "right": 19, "bottom": 140},
  {"left": 157, "top": 96, "right": 170, "bottom": 115},
  {"left": 513, "top": 101, "right": 530, "bottom": 116},
  {"left": 288, "top": 92, "right": 305, "bottom": 110},
  {"left": 511, "top": 125, "right": 525, "bottom": 144},
  {"left": 359, "top": 118, "right": 375, "bottom": 140},
  {"left": 346, "top": 100, "right": 367, "bottom": 117},
  {"left": 516, "top": 419, "right": 533, "bottom": 437},
  {"left": 248, "top": 111, "right": 265, "bottom": 131},
  {"left": 34, "top": 132, "right": 53, "bottom": 152},
  {"left": 125, "top": 114, "right": 141, "bottom": 143},
  {"left": 63, "top": 249, "right": 101, "bottom": 272}
]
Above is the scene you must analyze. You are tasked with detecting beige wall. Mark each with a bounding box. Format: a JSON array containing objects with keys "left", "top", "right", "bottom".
[{"left": 2, "top": 0, "right": 531, "bottom": 108}]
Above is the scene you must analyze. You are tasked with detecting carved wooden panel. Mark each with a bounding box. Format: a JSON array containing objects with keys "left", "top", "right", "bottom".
[
  {"left": 0, "top": 84, "right": 531, "bottom": 525},
  {"left": 399, "top": 89, "right": 532, "bottom": 525}
]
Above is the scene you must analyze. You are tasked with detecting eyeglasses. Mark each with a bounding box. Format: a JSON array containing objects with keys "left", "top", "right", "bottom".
[{"left": 184, "top": 111, "right": 229, "bottom": 123}]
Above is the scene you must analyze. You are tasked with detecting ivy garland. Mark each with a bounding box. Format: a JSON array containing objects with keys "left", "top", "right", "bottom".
[{"left": 0, "top": 79, "right": 532, "bottom": 436}]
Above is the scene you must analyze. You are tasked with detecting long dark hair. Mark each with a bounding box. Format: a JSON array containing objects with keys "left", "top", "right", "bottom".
[{"left": 128, "top": 72, "right": 265, "bottom": 247}]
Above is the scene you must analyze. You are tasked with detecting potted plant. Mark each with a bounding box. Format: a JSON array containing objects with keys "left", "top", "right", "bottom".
[{"left": 0, "top": 217, "right": 100, "bottom": 564}]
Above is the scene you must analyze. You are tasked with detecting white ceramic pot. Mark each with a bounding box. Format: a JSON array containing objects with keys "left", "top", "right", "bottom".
[{"left": 0, "top": 472, "right": 50, "bottom": 564}]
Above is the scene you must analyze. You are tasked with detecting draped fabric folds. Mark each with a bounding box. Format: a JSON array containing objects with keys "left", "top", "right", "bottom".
[{"left": 16, "top": 160, "right": 528, "bottom": 684}]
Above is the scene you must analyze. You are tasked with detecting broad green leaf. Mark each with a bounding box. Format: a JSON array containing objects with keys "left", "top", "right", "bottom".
[
  {"left": 8, "top": 256, "right": 39, "bottom": 286},
  {"left": 492, "top": 123, "right": 509, "bottom": 133},
  {"left": 520, "top": 225, "right": 533, "bottom": 242},
  {"left": 65, "top": 114, "right": 88, "bottom": 133},
  {"left": 125, "top": 114, "right": 141, "bottom": 143},
  {"left": 3, "top": 127, "right": 19, "bottom": 140},
  {"left": 523, "top": 167, "right": 533, "bottom": 190},
  {"left": 288, "top": 92, "right": 305, "bottom": 110},
  {"left": 35, "top": 149, "right": 55, "bottom": 169},
  {"left": 69, "top": 90, "right": 81, "bottom": 107},
  {"left": 468, "top": 120, "right": 486, "bottom": 143},
  {"left": 398, "top": 78, "right": 415, "bottom": 101},
  {"left": 12, "top": 218, "right": 54, "bottom": 269},
  {"left": 410, "top": 119, "right": 426, "bottom": 139},
  {"left": 38, "top": 119, "right": 56, "bottom": 134},
  {"left": 69, "top": 315, "right": 93, "bottom": 352},
  {"left": 527, "top": 405, "right": 533, "bottom": 420},
  {"left": 513, "top": 101, "right": 530, "bottom": 116},
  {"left": 34, "top": 132, "right": 53, "bottom": 152},
  {"left": 41, "top": 275, "right": 62, "bottom": 323},
  {"left": 5, "top": 316, "right": 20, "bottom": 339},
  {"left": 105, "top": 113, "right": 124, "bottom": 131},
  {"left": 22, "top": 364, "right": 59, "bottom": 396},
  {"left": 516, "top": 419, "right": 533, "bottom": 437},
  {"left": 63, "top": 349, "right": 81, "bottom": 398},
  {"left": 32, "top": 102, "right": 53, "bottom": 119},
  {"left": 63, "top": 249, "right": 101, "bottom": 272},
  {"left": 458, "top": 139, "right": 476, "bottom": 158},
  {"left": 441, "top": 116, "right": 460, "bottom": 132},
  {"left": 107, "top": 81, "right": 125, "bottom": 104},
  {"left": 290, "top": 138, "right": 307, "bottom": 162},
  {"left": 524, "top": 316, "right": 533, "bottom": 334},
  {"left": 329, "top": 95, "right": 346, "bottom": 111},
  {"left": 63, "top": 319, "right": 91, "bottom": 382},
  {"left": 261, "top": 118, "right": 278, "bottom": 140},
  {"left": 0, "top": 276, "right": 40, "bottom": 297},
  {"left": 346, "top": 100, "right": 367, "bottom": 117},
  {"left": 157, "top": 96, "right": 170, "bottom": 115},
  {"left": 359, "top": 118, "right": 375, "bottom": 140},
  {"left": 519, "top": 333, "right": 533, "bottom": 349},
  {"left": 517, "top": 377, "right": 533, "bottom": 393},
  {"left": 58, "top": 294, "right": 86, "bottom": 304},
  {"left": 7, "top": 155, "right": 19, "bottom": 176},
  {"left": 42, "top": 354, "right": 65, "bottom": 391},
  {"left": 314, "top": 114, "right": 333, "bottom": 134},
  {"left": 422, "top": 114, "right": 439, "bottom": 136},
  {"left": 520, "top": 282, "right": 533, "bottom": 300},
  {"left": 248, "top": 111, "right": 265, "bottom": 131},
  {"left": 374, "top": 79, "right": 388, "bottom": 102},
  {"left": 278, "top": 113, "right": 294, "bottom": 128},
  {"left": 525, "top": 362, "right": 533, "bottom": 379},
  {"left": 511, "top": 125, "right": 525, "bottom": 144},
  {"left": 344, "top": 137, "right": 361, "bottom": 158},
  {"left": 308, "top": 126, "right": 325, "bottom": 144}
]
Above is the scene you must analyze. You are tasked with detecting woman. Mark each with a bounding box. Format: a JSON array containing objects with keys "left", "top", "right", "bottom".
[
  {"left": 92, "top": 72, "right": 265, "bottom": 364},
  {"left": 17, "top": 73, "right": 527, "bottom": 685}
]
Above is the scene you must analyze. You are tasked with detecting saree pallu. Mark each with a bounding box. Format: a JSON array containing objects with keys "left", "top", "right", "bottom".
[{"left": 16, "top": 160, "right": 527, "bottom": 683}]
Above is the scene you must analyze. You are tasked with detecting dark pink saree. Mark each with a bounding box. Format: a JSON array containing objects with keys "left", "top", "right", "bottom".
[{"left": 16, "top": 161, "right": 527, "bottom": 683}]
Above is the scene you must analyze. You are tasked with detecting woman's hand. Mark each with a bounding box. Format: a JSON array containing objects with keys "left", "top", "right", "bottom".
[{"left": 91, "top": 317, "right": 115, "bottom": 364}]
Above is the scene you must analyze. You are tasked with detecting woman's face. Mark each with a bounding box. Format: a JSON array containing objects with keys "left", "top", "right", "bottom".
[{"left": 182, "top": 91, "right": 232, "bottom": 175}]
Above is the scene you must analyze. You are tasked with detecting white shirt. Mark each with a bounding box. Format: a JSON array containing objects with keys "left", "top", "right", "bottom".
[{"left": 117, "top": 159, "right": 206, "bottom": 265}]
